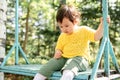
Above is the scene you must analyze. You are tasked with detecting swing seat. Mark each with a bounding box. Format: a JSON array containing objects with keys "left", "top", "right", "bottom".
[{"left": 0, "top": 64, "right": 120, "bottom": 80}]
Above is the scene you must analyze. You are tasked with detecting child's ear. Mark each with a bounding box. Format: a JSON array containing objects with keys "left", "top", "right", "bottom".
[{"left": 73, "top": 19, "right": 79, "bottom": 24}]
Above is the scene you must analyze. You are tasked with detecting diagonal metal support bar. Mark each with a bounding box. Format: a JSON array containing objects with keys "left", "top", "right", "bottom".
[
  {"left": 1, "top": 44, "right": 16, "bottom": 66},
  {"left": 109, "top": 40, "right": 120, "bottom": 73},
  {"left": 90, "top": 38, "right": 107, "bottom": 80}
]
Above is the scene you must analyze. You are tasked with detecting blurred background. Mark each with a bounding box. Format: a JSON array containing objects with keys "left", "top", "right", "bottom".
[{"left": 3, "top": 0, "right": 120, "bottom": 79}]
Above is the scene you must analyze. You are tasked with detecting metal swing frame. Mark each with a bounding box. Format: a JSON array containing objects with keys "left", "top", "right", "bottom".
[{"left": 0, "top": 0, "right": 120, "bottom": 79}]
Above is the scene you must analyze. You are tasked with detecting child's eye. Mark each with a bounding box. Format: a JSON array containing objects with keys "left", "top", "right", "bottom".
[{"left": 66, "top": 25, "right": 69, "bottom": 27}]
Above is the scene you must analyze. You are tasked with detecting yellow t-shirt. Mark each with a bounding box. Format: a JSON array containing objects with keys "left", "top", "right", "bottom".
[{"left": 55, "top": 26, "right": 95, "bottom": 61}]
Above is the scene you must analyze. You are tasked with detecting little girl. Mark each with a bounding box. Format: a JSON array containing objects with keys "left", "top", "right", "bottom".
[{"left": 33, "top": 5, "right": 110, "bottom": 80}]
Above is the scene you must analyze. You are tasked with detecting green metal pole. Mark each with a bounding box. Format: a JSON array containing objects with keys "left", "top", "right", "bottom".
[
  {"left": 102, "top": 0, "right": 109, "bottom": 38},
  {"left": 15, "top": 0, "right": 29, "bottom": 64},
  {"left": 102, "top": 0, "right": 110, "bottom": 77},
  {"left": 15, "top": 0, "right": 19, "bottom": 65}
]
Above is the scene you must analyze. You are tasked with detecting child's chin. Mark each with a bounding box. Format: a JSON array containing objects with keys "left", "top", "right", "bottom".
[{"left": 66, "top": 32, "right": 72, "bottom": 35}]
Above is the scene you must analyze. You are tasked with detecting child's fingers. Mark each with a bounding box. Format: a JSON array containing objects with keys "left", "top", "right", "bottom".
[
  {"left": 107, "top": 15, "right": 111, "bottom": 23},
  {"left": 100, "top": 15, "right": 110, "bottom": 23}
]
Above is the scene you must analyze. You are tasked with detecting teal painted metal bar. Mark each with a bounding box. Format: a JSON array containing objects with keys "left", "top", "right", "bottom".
[
  {"left": 90, "top": 0, "right": 120, "bottom": 79},
  {"left": 109, "top": 41, "right": 120, "bottom": 73},
  {"left": 103, "top": 0, "right": 109, "bottom": 38},
  {"left": 90, "top": 38, "right": 107, "bottom": 80},
  {"left": 102, "top": 1, "right": 110, "bottom": 77},
  {"left": 15, "top": 0, "right": 19, "bottom": 65},
  {"left": 1, "top": 44, "right": 16, "bottom": 66},
  {"left": 1, "top": 0, "right": 29, "bottom": 66},
  {"left": 104, "top": 39, "right": 110, "bottom": 77}
]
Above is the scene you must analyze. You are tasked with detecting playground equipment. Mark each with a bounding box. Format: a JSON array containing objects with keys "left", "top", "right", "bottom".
[{"left": 0, "top": 0, "right": 120, "bottom": 80}]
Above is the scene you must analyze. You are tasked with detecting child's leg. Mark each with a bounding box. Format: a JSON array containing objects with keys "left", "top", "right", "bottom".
[
  {"left": 33, "top": 57, "right": 67, "bottom": 79},
  {"left": 60, "top": 70, "right": 74, "bottom": 80},
  {"left": 33, "top": 73, "right": 46, "bottom": 80},
  {"left": 60, "top": 56, "right": 89, "bottom": 80}
]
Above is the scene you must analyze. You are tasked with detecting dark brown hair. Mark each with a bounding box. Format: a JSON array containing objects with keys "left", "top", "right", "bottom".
[{"left": 56, "top": 5, "right": 80, "bottom": 23}]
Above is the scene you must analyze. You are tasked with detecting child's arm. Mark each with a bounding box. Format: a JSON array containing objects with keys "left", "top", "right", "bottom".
[
  {"left": 54, "top": 49, "right": 62, "bottom": 59},
  {"left": 94, "top": 21, "right": 103, "bottom": 41},
  {"left": 94, "top": 17, "right": 110, "bottom": 41}
]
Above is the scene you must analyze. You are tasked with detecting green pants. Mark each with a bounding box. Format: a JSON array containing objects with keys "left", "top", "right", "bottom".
[{"left": 39, "top": 56, "right": 89, "bottom": 78}]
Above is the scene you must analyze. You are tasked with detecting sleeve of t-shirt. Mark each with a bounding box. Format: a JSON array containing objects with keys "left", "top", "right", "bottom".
[{"left": 84, "top": 26, "right": 95, "bottom": 42}]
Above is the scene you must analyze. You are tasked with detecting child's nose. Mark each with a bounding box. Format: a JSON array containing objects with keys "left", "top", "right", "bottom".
[{"left": 63, "top": 28, "right": 67, "bottom": 32}]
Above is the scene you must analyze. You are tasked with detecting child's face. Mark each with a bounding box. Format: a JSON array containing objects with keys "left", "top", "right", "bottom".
[{"left": 58, "top": 17, "right": 76, "bottom": 35}]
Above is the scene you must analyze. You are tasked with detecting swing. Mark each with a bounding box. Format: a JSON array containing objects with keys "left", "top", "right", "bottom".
[{"left": 0, "top": 0, "right": 120, "bottom": 80}]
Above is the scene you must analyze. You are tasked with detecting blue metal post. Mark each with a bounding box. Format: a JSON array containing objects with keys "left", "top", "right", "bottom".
[
  {"left": 15, "top": 0, "right": 19, "bottom": 65},
  {"left": 102, "top": 0, "right": 110, "bottom": 77}
]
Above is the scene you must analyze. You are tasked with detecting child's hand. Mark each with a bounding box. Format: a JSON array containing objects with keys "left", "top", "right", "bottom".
[
  {"left": 107, "top": 15, "right": 111, "bottom": 24},
  {"left": 100, "top": 15, "right": 111, "bottom": 24},
  {"left": 54, "top": 50, "right": 62, "bottom": 59}
]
